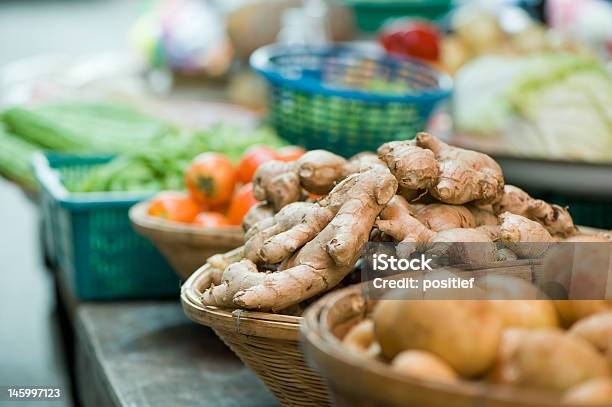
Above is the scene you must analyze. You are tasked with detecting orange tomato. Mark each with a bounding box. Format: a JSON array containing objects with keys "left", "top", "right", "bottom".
[
  {"left": 277, "top": 146, "right": 305, "bottom": 162},
  {"left": 227, "top": 183, "right": 259, "bottom": 225},
  {"left": 193, "top": 212, "right": 231, "bottom": 227},
  {"left": 148, "top": 192, "right": 202, "bottom": 223},
  {"left": 236, "top": 145, "right": 280, "bottom": 184},
  {"left": 185, "top": 153, "right": 236, "bottom": 207}
]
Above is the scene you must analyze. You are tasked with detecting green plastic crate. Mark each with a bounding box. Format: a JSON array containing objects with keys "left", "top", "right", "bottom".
[
  {"left": 34, "top": 153, "right": 179, "bottom": 300},
  {"left": 343, "top": 0, "right": 453, "bottom": 32}
]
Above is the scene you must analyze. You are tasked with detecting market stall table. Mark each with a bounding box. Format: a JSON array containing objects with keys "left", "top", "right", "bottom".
[{"left": 73, "top": 301, "right": 278, "bottom": 407}]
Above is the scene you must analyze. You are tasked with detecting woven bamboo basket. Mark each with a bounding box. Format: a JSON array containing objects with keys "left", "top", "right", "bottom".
[
  {"left": 181, "top": 247, "right": 331, "bottom": 407},
  {"left": 129, "top": 201, "right": 244, "bottom": 280},
  {"left": 301, "top": 285, "right": 576, "bottom": 407}
]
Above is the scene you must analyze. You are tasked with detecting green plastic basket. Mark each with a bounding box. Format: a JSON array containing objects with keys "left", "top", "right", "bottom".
[
  {"left": 344, "top": 0, "right": 453, "bottom": 32},
  {"left": 268, "top": 87, "right": 431, "bottom": 155},
  {"left": 34, "top": 153, "right": 179, "bottom": 300},
  {"left": 251, "top": 44, "right": 452, "bottom": 158}
]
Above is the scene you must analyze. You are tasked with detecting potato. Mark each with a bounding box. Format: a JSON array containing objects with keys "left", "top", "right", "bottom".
[
  {"left": 374, "top": 298, "right": 501, "bottom": 377},
  {"left": 480, "top": 275, "right": 543, "bottom": 299},
  {"left": 569, "top": 312, "right": 612, "bottom": 353},
  {"left": 555, "top": 301, "right": 612, "bottom": 327},
  {"left": 488, "top": 328, "right": 524, "bottom": 382},
  {"left": 491, "top": 329, "right": 610, "bottom": 391},
  {"left": 488, "top": 301, "right": 559, "bottom": 330},
  {"left": 562, "top": 378, "right": 612, "bottom": 405},
  {"left": 480, "top": 276, "right": 559, "bottom": 329},
  {"left": 342, "top": 319, "right": 379, "bottom": 358},
  {"left": 391, "top": 350, "right": 458, "bottom": 384}
]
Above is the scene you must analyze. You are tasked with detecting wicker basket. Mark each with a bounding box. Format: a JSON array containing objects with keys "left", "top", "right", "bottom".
[
  {"left": 130, "top": 201, "right": 244, "bottom": 281},
  {"left": 301, "top": 285, "right": 567, "bottom": 407},
  {"left": 180, "top": 247, "right": 331, "bottom": 407}
]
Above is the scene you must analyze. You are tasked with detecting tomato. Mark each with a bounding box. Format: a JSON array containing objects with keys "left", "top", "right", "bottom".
[
  {"left": 277, "top": 146, "right": 306, "bottom": 162},
  {"left": 237, "top": 145, "right": 280, "bottom": 184},
  {"left": 185, "top": 153, "right": 236, "bottom": 207},
  {"left": 148, "top": 192, "right": 202, "bottom": 223},
  {"left": 227, "top": 183, "right": 259, "bottom": 225},
  {"left": 193, "top": 212, "right": 231, "bottom": 227},
  {"left": 379, "top": 20, "right": 440, "bottom": 61}
]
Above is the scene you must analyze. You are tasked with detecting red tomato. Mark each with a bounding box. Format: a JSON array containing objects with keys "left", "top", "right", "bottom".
[
  {"left": 185, "top": 153, "right": 236, "bottom": 207},
  {"left": 148, "top": 192, "right": 202, "bottom": 223},
  {"left": 237, "top": 145, "right": 280, "bottom": 184},
  {"left": 379, "top": 20, "right": 440, "bottom": 61},
  {"left": 193, "top": 212, "right": 231, "bottom": 227},
  {"left": 277, "top": 146, "right": 306, "bottom": 162},
  {"left": 227, "top": 183, "right": 259, "bottom": 225}
]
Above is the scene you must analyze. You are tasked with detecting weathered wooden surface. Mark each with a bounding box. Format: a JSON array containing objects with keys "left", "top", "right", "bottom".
[{"left": 75, "top": 302, "right": 278, "bottom": 407}]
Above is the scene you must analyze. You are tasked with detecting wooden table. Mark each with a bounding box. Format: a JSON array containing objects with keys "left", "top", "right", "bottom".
[{"left": 74, "top": 301, "right": 278, "bottom": 406}]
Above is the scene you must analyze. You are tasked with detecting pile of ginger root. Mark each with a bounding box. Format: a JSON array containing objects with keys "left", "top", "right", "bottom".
[
  {"left": 343, "top": 275, "right": 612, "bottom": 405},
  {"left": 198, "top": 132, "right": 609, "bottom": 313}
]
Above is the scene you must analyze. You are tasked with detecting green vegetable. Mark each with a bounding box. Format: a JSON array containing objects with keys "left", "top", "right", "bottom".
[
  {"left": 0, "top": 124, "right": 39, "bottom": 188},
  {"left": 71, "top": 125, "right": 284, "bottom": 193},
  {"left": 2, "top": 101, "right": 175, "bottom": 154},
  {"left": 454, "top": 53, "right": 612, "bottom": 162},
  {"left": 0, "top": 100, "right": 285, "bottom": 193}
]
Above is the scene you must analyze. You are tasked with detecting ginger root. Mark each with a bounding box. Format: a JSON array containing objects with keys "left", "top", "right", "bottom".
[
  {"left": 242, "top": 203, "right": 274, "bottom": 233},
  {"left": 378, "top": 134, "right": 504, "bottom": 205},
  {"left": 415, "top": 203, "right": 476, "bottom": 232},
  {"left": 468, "top": 205, "right": 499, "bottom": 226},
  {"left": 377, "top": 140, "right": 439, "bottom": 190},
  {"left": 416, "top": 132, "right": 505, "bottom": 205},
  {"left": 376, "top": 195, "right": 435, "bottom": 247},
  {"left": 202, "top": 166, "right": 398, "bottom": 311},
  {"left": 499, "top": 212, "right": 553, "bottom": 258},
  {"left": 477, "top": 225, "right": 502, "bottom": 242},
  {"left": 253, "top": 149, "right": 386, "bottom": 211},
  {"left": 376, "top": 195, "right": 497, "bottom": 265},
  {"left": 244, "top": 202, "right": 334, "bottom": 265},
  {"left": 253, "top": 150, "right": 350, "bottom": 211},
  {"left": 493, "top": 185, "right": 577, "bottom": 238}
]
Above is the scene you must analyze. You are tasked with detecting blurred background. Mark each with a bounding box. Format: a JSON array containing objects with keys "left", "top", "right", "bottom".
[{"left": 0, "top": 0, "right": 610, "bottom": 406}]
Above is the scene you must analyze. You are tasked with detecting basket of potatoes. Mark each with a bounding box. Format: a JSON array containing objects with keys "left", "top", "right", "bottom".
[
  {"left": 180, "top": 133, "right": 606, "bottom": 407},
  {"left": 301, "top": 282, "right": 612, "bottom": 407}
]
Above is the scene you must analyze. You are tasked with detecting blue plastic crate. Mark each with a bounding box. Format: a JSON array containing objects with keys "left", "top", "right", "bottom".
[
  {"left": 251, "top": 44, "right": 452, "bottom": 157},
  {"left": 33, "top": 152, "right": 178, "bottom": 300}
]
